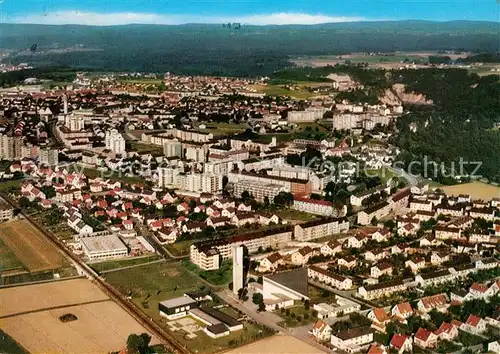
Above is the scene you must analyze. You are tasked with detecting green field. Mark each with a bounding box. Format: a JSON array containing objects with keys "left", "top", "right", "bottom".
[
  {"left": 275, "top": 304, "right": 316, "bottom": 328},
  {"left": 104, "top": 262, "right": 200, "bottom": 315},
  {"left": 0, "top": 179, "right": 23, "bottom": 193},
  {"left": 365, "top": 168, "right": 397, "bottom": 183},
  {"left": 261, "top": 84, "right": 318, "bottom": 99},
  {"left": 274, "top": 209, "right": 318, "bottom": 222},
  {"left": 0, "top": 330, "right": 29, "bottom": 354},
  {"left": 90, "top": 255, "right": 162, "bottom": 273},
  {"left": 203, "top": 122, "right": 248, "bottom": 136},
  {"left": 0, "top": 238, "right": 24, "bottom": 271},
  {"left": 130, "top": 141, "right": 164, "bottom": 154}
]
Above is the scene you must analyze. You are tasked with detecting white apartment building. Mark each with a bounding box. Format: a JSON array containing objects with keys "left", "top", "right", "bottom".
[
  {"left": 287, "top": 107, "right": 327, "bottom": 122},
  {"left": 308, "top": 266, "right": 353, "bottom": 290},
  {"left": 163, "top": 140, "right": 182, "bottom": 157},
  {"left": 65, "top": 114, "right": 85, "bottom": 131},
  {"left": 190, "top": 227, "right": 292, "bottom": 270},
  {"left": 294, "top": 219, "right": 349, "bottom": 241},
  {"left": 105, "top": 129, "right": 126, "bottom": 155},
  {"left": 39, "top": 148, "right": 59, "bottom": 166},
  {"left": 331, "top": 327, "right": 374, "bottom": 353},
  {"left": 185, "top": 173, "right": 222, "bottom": 194},
  {"left": 158, "top": 167, "right": 181, "bottom": 188},
  {"left": 293, "top": 197, "right": 346, "bottom": 217},
  {"left": 0, "top": 202, "right": 14, "bottom": 221},
  {"left": 233, "top": 180, "right": 286, "bottom": 203}
]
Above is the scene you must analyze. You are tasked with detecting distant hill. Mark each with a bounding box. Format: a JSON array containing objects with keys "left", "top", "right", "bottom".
[{"left": 1, "top": 21, "right": 498, "bottom": 76}]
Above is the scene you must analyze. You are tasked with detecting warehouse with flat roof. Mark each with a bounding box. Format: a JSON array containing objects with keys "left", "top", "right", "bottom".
[{"left": 80, "top": 234, "right": 128, "bottom": 260}]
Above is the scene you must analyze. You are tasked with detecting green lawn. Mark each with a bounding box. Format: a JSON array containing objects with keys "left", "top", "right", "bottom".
[
  {"left": 130, "top": 141, "right": 164, "bottom": 154},
  {"left": 182, "top": 260, "right": 232, "bottom": 286},
  {"left": 90, "top": 255, "right": 162, "bottom": 273},
  {"left": 0, "top": 179, "right": 23, "bottom": 193},
  {"left": 275, "top": 209, "right": 318, "bottom": 222},
  {"left": 0, "top": 238, "right": 25, "bottom": 271},
  {"left": 262, "top": 85, "right": 318, "bottom": 99},
  {"left": 365, "top": 168, "right": 397, "bottom": 183},
  {"left": 165, "top": 240, "right": 194, "bottom": 257},
  {"left": 0, "top": 330, "right": 29, "bottom": 354},
  {"left": 275, "top": 304, "right": 316, "bottom": 328},
  {"left": 104, "top": 262, "right": 200, "bottom": 318},
  {"left": 203, "top": 122, "right": 248, "bottom": 136}
]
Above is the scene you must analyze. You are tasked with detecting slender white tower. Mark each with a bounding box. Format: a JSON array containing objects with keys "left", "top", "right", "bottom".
[{"left": 232, "top": 245, "right": 244, "bottom": 294}]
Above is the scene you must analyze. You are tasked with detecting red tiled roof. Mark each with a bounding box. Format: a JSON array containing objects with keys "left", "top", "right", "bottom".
[
  {"left": 415, "top": 328, "right": 433, "bottom": 341},
  {"left": 466, "top": 314, "right": 482, "bottom": 327},
  {"left": 390, "top": 334, "right": 409, "bottom": 349}
]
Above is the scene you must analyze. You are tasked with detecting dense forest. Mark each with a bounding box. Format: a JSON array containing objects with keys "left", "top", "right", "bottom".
[
  {"left": 392, "top": 70, "right": 500, "bottom": 184},
  {"left": 1, "top": 21, "right": 499, "bottom": 76}
]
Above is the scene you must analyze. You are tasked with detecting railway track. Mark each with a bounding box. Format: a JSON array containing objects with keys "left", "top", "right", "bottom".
[{"left": 0, "top": 193, "right": 190, "bottom": 354}]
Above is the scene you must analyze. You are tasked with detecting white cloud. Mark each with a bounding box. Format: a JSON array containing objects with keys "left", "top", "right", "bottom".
[{"left": 11, "top": 11, "right": 365, "bottom": 26}]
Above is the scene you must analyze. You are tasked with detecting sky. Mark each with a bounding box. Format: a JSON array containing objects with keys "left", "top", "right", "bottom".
[{"left": 0, "top": 0, "right": 498, "bottom": 25}]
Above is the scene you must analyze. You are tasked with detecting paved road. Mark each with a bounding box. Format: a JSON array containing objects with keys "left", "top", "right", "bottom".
[
  {"left": 217, "top": 289, "right": 329, "bottom": 353},
  {"left": 388, "top": 166, "right": 419, "bottom": 186}
]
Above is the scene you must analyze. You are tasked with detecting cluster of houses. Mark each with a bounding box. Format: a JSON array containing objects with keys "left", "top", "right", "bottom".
[{"left": 310, "top": 278, "right": 500, "bottom": 352}]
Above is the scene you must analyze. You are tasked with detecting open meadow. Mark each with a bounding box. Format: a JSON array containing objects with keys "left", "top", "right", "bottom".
[
  {"left": 0, "top": 278, "right": 158, "bottom": 354},
  {"left": 440, "top": 181, "right": 500, "bottom": 200},
  {"left": 0, "top": 219, "right": 66, "bottom": 272},
  {"left": 104, "top": 262, "right": 200, "bottom": 317}
]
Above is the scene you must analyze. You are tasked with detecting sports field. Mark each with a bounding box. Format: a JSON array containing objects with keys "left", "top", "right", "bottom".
[
  {"left": 440, "top": 181, "right": 500, "bottom": 200},
  {"left": 0, "top": 219, "right": 66, "bottom": 272},
  {"left": 0, "top": 279, "right": 158, "bottom": 354},
  {"left": 105, "top": 262, "right": 200, "bottom": 319}
]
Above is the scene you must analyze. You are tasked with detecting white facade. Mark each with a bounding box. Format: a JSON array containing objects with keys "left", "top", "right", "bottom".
[
  {"left": 105, "top": 129, "right": 126, "bottom": 155},
  {"left": 80, "top": 234, "right": 128, "bottom": 260},
  {"left": 232, "top": 245, "right": 244, "bottom": 294}
]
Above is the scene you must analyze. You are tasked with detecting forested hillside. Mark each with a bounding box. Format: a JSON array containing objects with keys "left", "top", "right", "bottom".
[{"left": 1, "top": 21, "right": 498, "bottom": 76}]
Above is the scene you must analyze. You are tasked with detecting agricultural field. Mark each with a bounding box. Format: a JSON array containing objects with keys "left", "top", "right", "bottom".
[
  {"left": 104, "top": 262, "right": 200, "bottom": 317},
  {"left": 441, "top": 181, "right": 500, "bottom": 200},
  {"left": 0, "top": 238, "right": 24, "bottom": 271},
  {"left": 0, "top": 219, "right": 66, "bottom": 272},
  {"left": 202, "top": 122, "right": 248, "bottom": 136},
  {"left": 250, "top": 83, "right": 321, "bottom": 100},
  {"left": 0, "top": 279, "right": 158, "bottom": 354}
]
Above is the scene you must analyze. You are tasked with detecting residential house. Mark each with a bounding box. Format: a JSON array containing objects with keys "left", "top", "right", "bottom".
[
  {"left": 414, "top": 328, "right": 437, "bottom": 348},
  {"left": 434, "top": 322, "right": 459, "bottom": 341},
  {"left": 311, "top": 320, "right": 332, "bottom": 342},
  {"left": 391, "top": 302, "right": 413, "bottom": 321},
  {"left": 330, "top": 327, "right": 374, "bottom": 353},
  {"left": 463, "top": 314, "right": 487, "bottom": 334},
  {"left": 367, "top": 308, "right": 390, "bottom": 332},
  {"left": 390, "top": 334, "right": 412, "bottom": 354},
  {"left": 320, "top": 240, "right": 342, "bottom": 256},
  {"left": 417, "top": 293, "right": 448, "bottom": 313},
  {"left": 258, "top": 253, "right": 284, "bottom": 272},
  {"left": 308, "top": 266, "right": 353, "bottom": 290},
  {"left": 291, "top": 246, "right": 318, "bottom": 266},
  {"left": 371, "top": 263, "right": 393, "bottom": 279}
]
